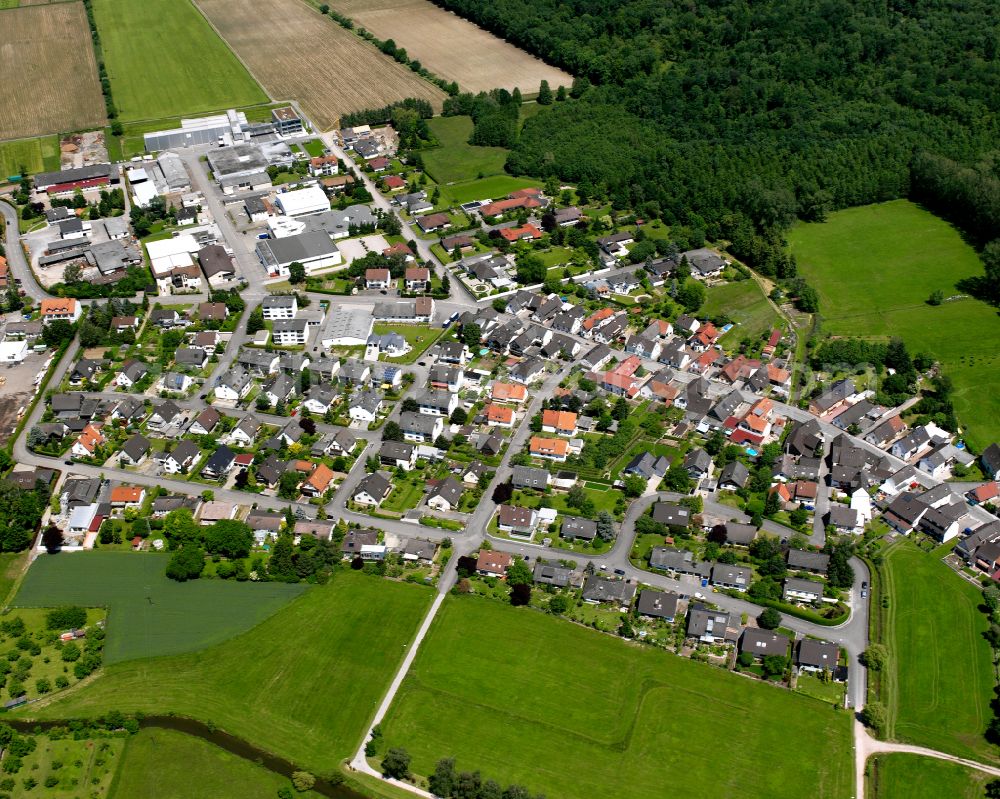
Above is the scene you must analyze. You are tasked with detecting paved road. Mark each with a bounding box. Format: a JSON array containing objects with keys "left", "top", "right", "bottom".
[{"left": 0, "top": 199, "right": 51, "bottom": 303}]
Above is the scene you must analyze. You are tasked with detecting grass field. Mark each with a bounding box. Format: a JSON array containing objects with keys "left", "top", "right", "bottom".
[
  {"left": 111, "top": 728, "right": 317, "bottom": 799},
  {"left": 0, "top": 135, "right": 60, "bottom": 179},
  {"left": 195, "top": 0, "right": 444, "bottom": 130},
  {"left": 0, "top": 550, "right": 27, "bottom": 604},
  {"left": 25, "top": 572, "right": 431, "bottom": 775},
  {"left": 788, "top": 200, "right": 1000, "bottom": 448},
  {"left": 90, "top": 0, "right": 266, "bottom": 121},
  {"left": 701, "top": 279, "right": 781, "bottom": 348},
  {"left": 0, "top": 3, "right": 106, "bottom": 139},
  {"left": 14, "top": 552, "right": 305, "bottom": 664},
  {"left": 423, "top": 116, "right": 508, "bottom": 184},
  {"left": 438, "top": 175, "right": 543, "bottom": 208},
  {"left": 871, "top": 754, "right": 990, "bottom": 799},
  {"left": 379, "top": 596, "right": 853, "bottom": 799},
  {"left": 328, "top": 0, "right": 570, "bottom": 94},
  {"left": 881, "top": 541, "right": 997, "bottom": 761}
]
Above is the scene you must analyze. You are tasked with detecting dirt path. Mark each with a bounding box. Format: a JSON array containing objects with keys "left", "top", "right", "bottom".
[{"left": 855, "top": 720, "right": 1000, "bottom": 798}]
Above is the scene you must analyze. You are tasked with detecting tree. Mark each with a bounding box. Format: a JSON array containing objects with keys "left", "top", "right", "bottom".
[
  {"left": 789, "top": 506, "right": 809, "bottom": 527},
  {"left": 40, "top": 525, "right": 63, "bottom": 554},
  {"left": 63, "top": 262, "right": 83, "bottom": 284},
  {"left": 860, "top": 702, "right": 887, "bottom": 736},
  {"left": 204, "top": 519, "right": 253, "bottom": 559},
  {"left": 663, "top": 465, "right": 692, "bottom": 493},
  {"left": 428, "top": 758, "right": 456, "bottom": 797},
  {"left": 278, "top": 471, "right": 300, "bottom": 500},
  {"left": 927, "top": 289, "right": 944, "bottom": 305},
  {"left": 515, "top": 254, "right": 546, "bottom": 284},
  {"left": 163, "top": 508, "right": 200, "bottom": 548},
  {"left": 506, "top": 557, "right": 533, "bottom": 586},
  {"left": 549, "top": 594, "right": 569, "bottom": 614},
  {"left": 269, "top": 534, "right": 296, "bottom": 580},
  {"left": 860, "top": 644, "right": 888, "bottom": 671},
  {"left": 622, "top": 473, "right": 646, "bottom": 497},
  {"left": 383, "top": 421, "right": 403, "bottom": 442},
  {"left": 462, "top": 323, "right": 482, "bottom": 347},
  {"left": 165, "top": 545, "right": 206, "bottom": 581},
  {"left": 246, "top": 306, "right": 265, "bottom": 335},
  {"left": 45, "top": 606, "right": 87, "bottom": 631},
  {"left": 826, "top": 541, "right": 856, "bottom": 589},
  {"left": 510, "top": 582, "right": 531, "bottom": 605},
  {"left": 537, "top": 80, "right": 553, "bottom": 105},
  {"left": 675, "top": 280, "right": 706, "bottom": 313},
  {"left": 761, "top": 654, "right": 787, "bottom": 679},
  {"left": 288, "top": 262, "right": 306, "bottom": 284},
  {"left": 757, "top": 607, "right": 781, "bottom": 630},
  {"left": 764, "top": 490, "right": 782, "bottom": 516},
  {"left": 291, "top": 772, "right": 315, "bottom": 792},
  {"left": 450, "top": 407, "right": 468, "bottom": 425},
  {"left": 595, "top": 510, "right": 615, "bottom": 541},
  {"left": 381, "top": 748, "right": 411, "bottom": 780},
  {"left": 42, "top": 320, "right": 74, "bottom": 347}
]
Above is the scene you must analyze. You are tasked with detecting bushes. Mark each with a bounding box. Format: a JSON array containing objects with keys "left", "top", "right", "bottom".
[{"left": 45, "top": 606, "right": 87, "bottom": 631}]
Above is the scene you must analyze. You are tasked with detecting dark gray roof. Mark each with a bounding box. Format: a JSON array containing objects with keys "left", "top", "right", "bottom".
[
  {"left": 636, "top": 590, "right": 679, "bottom": 620},
  {"left": 533, "top": 561, "right": 573, "bottom": 587},
  {"left": 561, "top": 515, "right": 597, "bottom": 540},
  {"left": 511, "top": 465, "right": 550, "bottom": 489},
  {"left": 740, "top": 628, "right": 790, "bottom": 657},
  {"left": 797, "top": 639, "right": 839, "bottom": 670},
  {"left": 787, "top": 549, "right": 830, "bottom": 573},
  {"left": 651, "top": 502, "right": 691, "bottom": 528},
  {"left": 581, "top": 575, "right": 636, "bottom": 604},
  {"left": 355, "top": 471, "right": 392, "bottom": 501}
]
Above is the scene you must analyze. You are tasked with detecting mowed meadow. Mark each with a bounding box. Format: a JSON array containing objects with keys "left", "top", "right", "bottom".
[
  {"left": 25, "top": 572, "right": 432, "bottom": 775},
  {"left": 871, "top": 754, "right": 991, "bottom": 799},
  {"left": 90, "top": 0, "right": 267, "bottom": 121},
  {"left": 195, "top": 0, "right": 445, "bottom": 130},
  {"left": 0, "top": 3, "right": 106, "bottom": 139},
  {"left": 881, "top": 542, "right": 997, "bottom": 763},
  {"left": 328, "top": 0, "right": 572, "bottom": 94},
  {"left": 788, "top": 200, "right": 1000, "bottom": 449},
  {"left": 379, "top": 596, "right": 853, "bottom": 799}
]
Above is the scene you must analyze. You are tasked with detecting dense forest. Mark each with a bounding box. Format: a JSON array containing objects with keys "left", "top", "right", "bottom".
[{"left": 432, "top": 0, "right": 1000, "bottom": 285}]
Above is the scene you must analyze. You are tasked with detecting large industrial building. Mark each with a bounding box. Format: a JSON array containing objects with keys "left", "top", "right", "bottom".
[{"left": 256, "top": 231, "right": 341, "bottom": 277}]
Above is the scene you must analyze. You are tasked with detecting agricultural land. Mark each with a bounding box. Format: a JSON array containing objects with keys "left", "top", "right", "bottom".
[
  {"left": 879, "top": 541, "right": 997, "bottom": 762},
  {"left": 377, "top": 596, "right": 853, "bottom": 799},
  {"left": 327, "top": 0, "right": 571, "bottom": 94},
  {"left": 111, "top": 728, "right": 318, "bottom": 799},
  {"left": 14, "top": 552, "right": 306, "bottom": 664},
  {"left": 194, "top": 0, "right": 445, "bottom": 130},
  {"left": 788, "top": 199, "right": 1000, "bottom": 448},
  {"left": 870, "top": 754, "right": 990, "bottom": 799},
  {"left": 90, "top": 0, "right": 267, "bottom": 121},
  {"left": 26, "top": 572, "right": 432, "bottom": 775},
  {"left": 0, "top": 135, "right": 60, "bottom": 179},
  {"left": 0, "top": 3, "right": 106, "bottom": 140}
]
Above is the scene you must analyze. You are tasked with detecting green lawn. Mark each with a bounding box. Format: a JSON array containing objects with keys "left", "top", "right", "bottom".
[
  {"left": 871, "top": 754, "right": 990, "bottom": 799},
  {"left": 14, "top": 553, "right": 305, "bottom": 664},
  {"left": 422, "top": 116, "right": 509, "bottom": 184},
  {"left": 382, "top": 476, "right": 427, "bottom": 513},
  {"left": 23, "top": 572, "right": 431, "bottom": 775},
  {"left": 795, "top": 673, "right": 845, "bottom": 706},
  {"left": 512, "top": 486, "right": 621, "bottom": 517},
  {"left": 111, "top": 728, "right": 318, "bottom": 799},
  {"left": 302, "top": 138, "right": 326, "bottom": 157},
  {"left": 788, "top": 199, "right": 1000, "bottom": 448},
  {"left": 379, "top": 595, "right": 853, "bottom": 799},
  {"left": 0, "top": 550, "right": 27, "bottom": 605},
  {"left": 701, "top": 279, "right": 781, "bottom": 348},
  {"left": 881, "top": 541, "right": 997, "bottom": 761},
  {"left": 372, "top": 323, "right": 445, "bottom": 364},
  {"left": 91, "top": 0, "right": 267, "bottom": 121},
  {"left": 0, "top": 135, "right": 60, "bottom": 179},
  {"left": 438, "top": 175, "right": 543, "bottom": 209}
]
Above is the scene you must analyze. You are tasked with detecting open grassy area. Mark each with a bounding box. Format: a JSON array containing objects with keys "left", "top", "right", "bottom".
[
  {"left": 379, "top": 595, "right": 853, "bottom": 799},
  {"left": 881, "top": 541, "right": 997, "bottom": 761},
  {"left": 372, "top": 323, "right": 445, "bottom": 363},
  {"left": 6, "top": 733, "right": 124, "bottom": 798},
  {"left": 437, "top": 175, "right": 543, "bottom": 208},
  {"left": 788, "top": 199, "right": 1000, "bottom": 448},
  {"left": 870, "top": 754, "right": 990, "bottom": 799},
  {"left": 422, "top": 116, "right": 509, "bottom": 184},
  {"left": 111, "top": 728, "right": 317, "bottom": 799},
  {"left": 14, "top": 553, "right": 305, "bottom": 664},
  {"left": 0, "top": 135, "right": 60, "bottom": 179},
  {"left": 0, "top": 550, "right": 27, "bottom": 605},
  {"left": 24, "top": 572, "right": 432, "bottom": 776},
  {"left": 701, "top": 279, "right": 781, "bottom": 348},
  {"left": 91, "top": 0, "right": 267, "bottom": 121}
]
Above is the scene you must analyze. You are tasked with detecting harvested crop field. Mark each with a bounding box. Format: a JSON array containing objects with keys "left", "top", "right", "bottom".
[
  {"left": 330, "top": 0, "right": 572, "bottom": 94},
  {"left": 195, "top": 0, "right": 445, "bottom": 130},
  {"left": 0, "top": 3, "right": 106, "bottom": 140}
]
